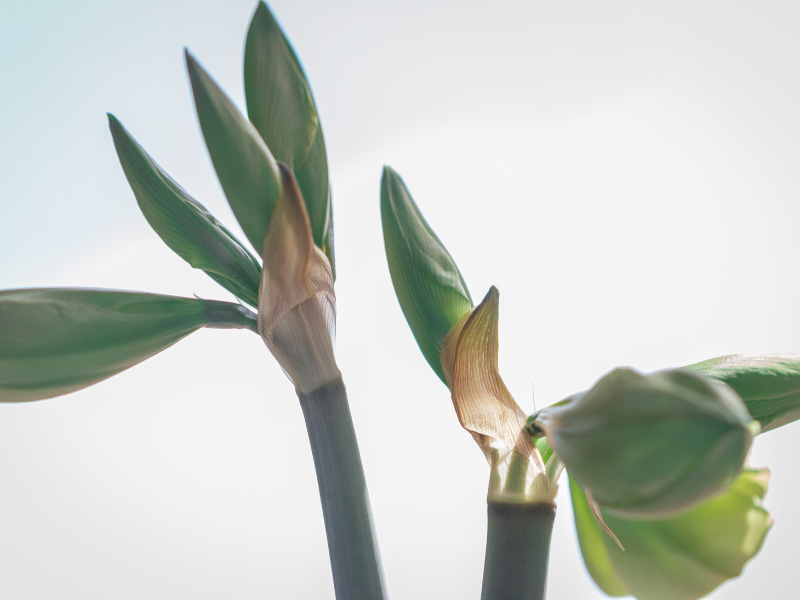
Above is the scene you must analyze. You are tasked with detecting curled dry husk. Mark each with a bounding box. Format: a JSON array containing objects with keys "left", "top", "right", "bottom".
[
  {"left": 441, "top": 287, "right": 558, "bottom": 504},
  {"left": 530, "top": 368, "right": 758, "bottom": 519},
  {"left": 258, "top": 164, "right": 341, "bottom": 394}
]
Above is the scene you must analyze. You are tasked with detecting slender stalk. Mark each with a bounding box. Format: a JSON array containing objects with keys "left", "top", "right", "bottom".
[
  {"left": 480, "top": 502, "right": 556, "bottom": 600},
  {"left": 298, "top": 379, "right": 388, "bottom": 600},
  {"left": 203, "top": 300, "right": 259, "bottom": 333}
]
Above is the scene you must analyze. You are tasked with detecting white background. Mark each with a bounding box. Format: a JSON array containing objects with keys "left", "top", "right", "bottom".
[{"left": 1, "top": 1, "right": 799, "bottom": 598}]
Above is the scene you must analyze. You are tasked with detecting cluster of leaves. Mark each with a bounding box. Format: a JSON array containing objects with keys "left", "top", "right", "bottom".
[{"left": 1, "top": 2, "right": 326, "bottom": 402}]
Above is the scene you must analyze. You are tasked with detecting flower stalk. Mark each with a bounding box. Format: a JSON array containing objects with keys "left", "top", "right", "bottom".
[
  {"left": 258, "top": 165, "right": 386, "bottom": 598},
  {"left": 481, "top": 501, "right": 556, "bottom": 600},
  {"left": 299, "top": 379, "right": 388, "bottom": 600}
]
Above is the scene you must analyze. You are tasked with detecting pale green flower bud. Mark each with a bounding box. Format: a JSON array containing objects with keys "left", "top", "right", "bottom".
[{"left": 528, "top": 368, "right": 759, "bottom": 518}]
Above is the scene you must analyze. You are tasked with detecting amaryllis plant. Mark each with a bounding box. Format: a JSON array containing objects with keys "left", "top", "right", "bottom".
[{"left": 2, "top": 3, "right": 799, "bottom": 600}]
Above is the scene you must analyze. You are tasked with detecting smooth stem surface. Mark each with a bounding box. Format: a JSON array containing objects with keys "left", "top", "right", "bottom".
[
  {"left": 299, "top": 379, "right": 388, "bottom": 600},
  {"left": 481, "top": 502, "right": 556, "bottom": 600}
]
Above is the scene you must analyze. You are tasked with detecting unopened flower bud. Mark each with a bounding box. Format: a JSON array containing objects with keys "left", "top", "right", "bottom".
[{"left": 528, "top": 368, "right": 759, "bottom": 518}]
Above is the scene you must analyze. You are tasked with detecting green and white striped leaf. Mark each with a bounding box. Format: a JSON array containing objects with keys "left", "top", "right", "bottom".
[
  {"left": 686, "top": 354, "right": 800, "bottom": 433},
  {"left": 0, "top": 288, "right": 256, "bottom": 402},
  {"left": 381, "top": 167, "right": 473, "bottom": 384},
  {"left": 108, "top": 114, "right": 262, "bottom": 307},
  {"left": 186, "top": 50, "right": 282, "bottom": 255},
  {"left": 244, "top": 0, "right": 331, "bottom": 261},
  {"left": 570, "top": 470, "right": 772, "bottom": 600}
]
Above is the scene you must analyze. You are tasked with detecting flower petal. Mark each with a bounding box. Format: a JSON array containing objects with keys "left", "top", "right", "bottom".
[{"left": 571, "top": 469, "right": 772, "bottom": 600}]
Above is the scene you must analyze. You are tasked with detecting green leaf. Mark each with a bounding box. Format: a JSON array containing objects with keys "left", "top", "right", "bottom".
[
  {"left": 244, "top": 1, "right": 331, "bottom": 256},
  {"left": 0, "top": 288, "right": 256, "bottom": 402},
  {"left": 108, "top": 114, "right": 262, "bottom": 308},
  {"left": 381, "top": 166, "right": 473, "bottom": 384},
  {"left": 570, "top": 470, "right": 772, "bottom": 600},
  {"left": 186, "top": 50, "right": 282, "bottom": 255},
  {"left": 686, "top": 354, "right": 800, "bottom": 433}
]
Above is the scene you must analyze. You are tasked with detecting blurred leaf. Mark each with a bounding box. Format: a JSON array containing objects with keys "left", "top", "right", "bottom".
[
  {"left": 186, "top": 50, "right": 282, "bottom": 254},
  {"left": 108, "top": 114, "right": 262, "bottom": 307},
  {"left": 571, "top": 470, "right": 772, "bottom": 600},
  {"left": 381, "top": 167, "right": 473, "bottom": 384},
  {"left": 244, "top": 1, "right": 331, "bottom": 254},
  {"left": 0, "top": 288, "right": 256, "bottom": 402},
  {"left": 686, "top": 354, "right": 800, "bottom": 433}
]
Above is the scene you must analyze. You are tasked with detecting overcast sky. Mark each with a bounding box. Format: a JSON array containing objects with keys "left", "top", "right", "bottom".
[{"left": 1, "top": 1, "right": 799, "bottom": 598}]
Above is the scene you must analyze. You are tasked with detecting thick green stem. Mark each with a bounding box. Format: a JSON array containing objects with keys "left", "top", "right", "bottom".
[
  {"left": 480, "top": 502, "right": 556, "bottom": 600},
  {"left": 298, "top": 379, "right": 388, "bottom": 600}
]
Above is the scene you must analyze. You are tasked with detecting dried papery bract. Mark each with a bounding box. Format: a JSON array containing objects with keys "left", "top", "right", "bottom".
[
  {"left": 258, "top": 164, "right": 340, "bottom": 394},
  {"left": 441, "top": 287, "right": 555, "bottom": 504}
]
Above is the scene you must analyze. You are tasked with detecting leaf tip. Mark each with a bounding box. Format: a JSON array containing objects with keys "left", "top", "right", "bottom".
[
  {"left": 107, "top": 113, "right": 124, "bottom": 142},
  {"left": 184, "top": 48, "right": 205, "bottom": 84}
]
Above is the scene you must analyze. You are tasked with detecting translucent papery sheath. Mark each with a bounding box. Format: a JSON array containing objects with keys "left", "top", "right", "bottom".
[
  {"left": 257, "top": 165, "right": 340, "bottom": 394},
  {"left": 441, "top": 287, "right": 554, "bottom": 504}
]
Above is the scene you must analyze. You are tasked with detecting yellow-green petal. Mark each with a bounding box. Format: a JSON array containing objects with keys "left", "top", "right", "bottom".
[{"left": 570, "top": 470, "right": 772, "bottom": 600}]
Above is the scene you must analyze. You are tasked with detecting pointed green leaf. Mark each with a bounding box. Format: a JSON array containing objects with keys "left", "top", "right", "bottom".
[
  {"left": 570, "top": 470, "right": 772, "bottom": 600},
  {"left": 686, "top": 354, "right": 800, "bottom": 433},
  {"left": 244, "top": 1, "right": 331, "bottom": 255},
  {"left": 186, "top": 50, "right": 282, "bottom": 254},
  {"left": 0, "top": 288, "right": 256, "bottom": 402},
  {"left": 381, "top": 167, "right": 473, "bottom": 384},
  {"left": 108, "top": 114, "right": 262, "bottom": 307}
]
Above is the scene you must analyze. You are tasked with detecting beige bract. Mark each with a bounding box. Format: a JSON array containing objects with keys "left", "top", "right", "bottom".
[
  {"left": 258, "top": 164, "right": 341, "bottom": 394},
  {"left": 441, "top": 287, "right": 558, "bottom": 504}
]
